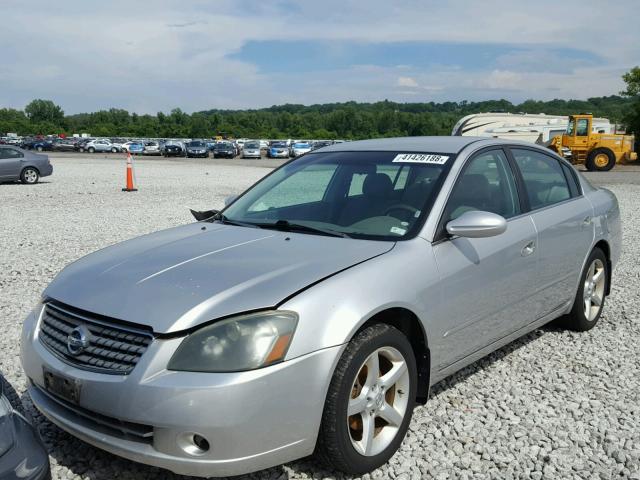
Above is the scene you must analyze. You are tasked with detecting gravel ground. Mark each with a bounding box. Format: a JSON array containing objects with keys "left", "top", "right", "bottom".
[{"left": 1, "top": 155, "right": 639, "bottom": 480}]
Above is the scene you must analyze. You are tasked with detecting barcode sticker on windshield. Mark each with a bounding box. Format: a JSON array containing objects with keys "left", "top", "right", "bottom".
[{"left": 392, "top": 154, "right": 449, "bottom": 164}]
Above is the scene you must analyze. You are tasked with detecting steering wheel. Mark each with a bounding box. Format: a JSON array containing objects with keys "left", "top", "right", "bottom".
[{"left": 384, "top": 203, "right": 419, "bottom": 218}]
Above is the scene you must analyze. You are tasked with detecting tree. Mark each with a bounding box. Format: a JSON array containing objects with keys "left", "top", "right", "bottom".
[
  {"left": 621, "top": 66, "right": 640, "bottom": 136},
  {"left": 24, "top": 99, "right": 65, "bottom": 126}
]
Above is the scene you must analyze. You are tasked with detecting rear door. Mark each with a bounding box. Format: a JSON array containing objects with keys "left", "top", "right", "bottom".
[
  {"left": 0, "top": 147, "right": 23, "bottom": 179},
  {"left": 432, "top": 148, "right": 539, "bottom": 370},
  {"left": 508, "top": 147, "right": 594, "bottom": 318}
]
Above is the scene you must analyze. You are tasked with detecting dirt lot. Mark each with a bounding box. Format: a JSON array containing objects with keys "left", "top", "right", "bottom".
[{"left": 1, "top": 153, "right": 639, "bottom": 480}]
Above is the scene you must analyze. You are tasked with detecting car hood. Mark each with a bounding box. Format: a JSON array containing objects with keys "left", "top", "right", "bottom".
[{"left": 44, "top": 223, "right": 393, "bottom": 334}]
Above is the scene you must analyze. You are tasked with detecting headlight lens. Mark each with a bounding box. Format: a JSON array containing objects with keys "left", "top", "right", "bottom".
[{"left": 168, "top": 311, "right": 298, "bottom": 372}]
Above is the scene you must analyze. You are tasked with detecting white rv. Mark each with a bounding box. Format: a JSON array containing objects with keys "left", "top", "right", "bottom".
[{"left": 451, "top": 112, "right": 611, "bottom": 144}]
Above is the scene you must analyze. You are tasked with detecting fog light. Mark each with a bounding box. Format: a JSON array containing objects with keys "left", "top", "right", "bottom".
[{"left": 178, "top": 432, "right": 210, "bottom": 456}]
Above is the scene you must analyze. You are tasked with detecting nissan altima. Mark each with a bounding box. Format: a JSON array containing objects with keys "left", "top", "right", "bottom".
[{"left": 21, "top": 137, "right": 620, "bottom": 477}]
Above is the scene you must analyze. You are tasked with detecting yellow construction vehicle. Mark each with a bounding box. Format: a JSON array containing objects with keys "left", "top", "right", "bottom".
[{"left": 548, "top": 114, "right": 637, "bottom": 171}]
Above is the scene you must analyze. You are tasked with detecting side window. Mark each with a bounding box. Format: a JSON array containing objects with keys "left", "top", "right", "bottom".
[
  {"left": 576, "top": 119, "right": 589, "bottom": 136},
  {"left": 445, "top": 149, "right": 520, "bottom": 221},
  {"left": 1, "top": 148, "right": 23, "bottom": 159},
  {"left": 512, "top": 149, "right": 571, "bottom": 209},
  {"left": 560, "top": 162, "right": 580, "bottom": 197}
]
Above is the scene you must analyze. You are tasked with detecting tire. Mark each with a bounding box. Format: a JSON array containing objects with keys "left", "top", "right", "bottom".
[
  {"left": 0, "top": 373, "right": 27, "bottom": 418},
  {"left": 21, "top": 167, "right": 40, "bottom": 185},
  {"left": 36, "top": 146, "right": 43, "bottom": 152},
  {"left": 561, "top": 248, "right": 608, "bottom": 331},
  {"left": 88, "top": 147, "right": 95, "bottom": 153},
  {"left": 315, "top": 323, "right": 417, "bottom": 475},
  {"left": 111, "top": 147, "right": 117, "bottom": 153},
  {"left": 586, "top": 148, "right": 615, "bottom": 171},
  {"left": 79, "top": 147, "right": 84, "bottom": 153}
]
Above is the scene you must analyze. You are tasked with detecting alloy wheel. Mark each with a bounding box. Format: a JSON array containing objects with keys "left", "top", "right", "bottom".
[
  {"left": 347, "top": 346, "right": 410, "bottom": 456},
  {"left": 583, "top": 258, "right": 606, "bottom": 321}
]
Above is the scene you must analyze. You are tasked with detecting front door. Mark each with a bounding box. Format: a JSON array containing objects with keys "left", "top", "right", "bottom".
[{"left": 431, "top": 148, "right": 538, "bottom": 370}]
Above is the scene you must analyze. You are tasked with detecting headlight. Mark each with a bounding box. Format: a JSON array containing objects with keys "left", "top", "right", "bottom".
[{"left": 168, "top": 311, "right": 298, "bottom": 372}]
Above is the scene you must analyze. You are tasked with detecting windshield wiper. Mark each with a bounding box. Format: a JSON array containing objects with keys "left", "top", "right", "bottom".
[
  {"left": 257, "top": 220, "right": 350, "bottom": 238},
  {"left": 211, "top": 212, "right": 261, "bottom": 229}
]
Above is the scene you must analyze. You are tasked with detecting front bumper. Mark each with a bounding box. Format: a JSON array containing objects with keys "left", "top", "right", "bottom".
[
  {"left": 0, "top": 413, "right": 50, "bottom": 480},
  {"left": 21, "top": 309, "right": 341, "bottom": 477}
]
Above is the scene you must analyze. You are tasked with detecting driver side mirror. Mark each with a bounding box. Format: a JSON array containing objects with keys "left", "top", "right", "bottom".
[{"left": 446, "top": 210, "right": 507, "bottom": 238}]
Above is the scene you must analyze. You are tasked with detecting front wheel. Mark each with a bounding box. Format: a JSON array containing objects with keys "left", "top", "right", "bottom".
[
  {"left": 315, "top": 323, "right": 416, "bottom": 475},
  {"left": 586, "top": 148, "right": 615, "bottom": 171},
  {"left": 21, "top": 167, "right": 40, "bottom": 184},
  {"left": 111, "top": 147, "right": 117, "bottom": 153},
  {"left": 36, "top": 146, "right": 43, "bottom": 152},
  {"left": 561, "top": 248, "right": 608, "bottom": 331},
  {"left": 88, "top": 147, "right": 95, "bottom": 153}
]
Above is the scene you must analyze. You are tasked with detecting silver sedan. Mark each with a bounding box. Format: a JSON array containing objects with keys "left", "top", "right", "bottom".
[
  {"left": 0, "top": 146, "right": 53, "bottom": 184},
  {"left": 21, "top": 137, "right": 620, "bottom": 477}
]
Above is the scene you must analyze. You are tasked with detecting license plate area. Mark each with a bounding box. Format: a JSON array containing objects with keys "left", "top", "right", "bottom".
[{"left": 43, "top": 368, "right": 81, "bottom": 404}]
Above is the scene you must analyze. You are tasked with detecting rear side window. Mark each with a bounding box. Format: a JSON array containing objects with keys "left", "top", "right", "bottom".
[
  {"left": 560, "top": 162, "right": 581, "bottom": 197},
  {"left": 511, "top": 149, "right": 571, "bottom": 210}
]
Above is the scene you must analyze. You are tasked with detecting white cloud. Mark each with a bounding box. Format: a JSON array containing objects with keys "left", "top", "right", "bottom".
[
  {"left": 0, "top": 0, "right": 636, "bottom": 112},
  {"left": 397, "top": 76, "right": 419, "bottom": 88}
]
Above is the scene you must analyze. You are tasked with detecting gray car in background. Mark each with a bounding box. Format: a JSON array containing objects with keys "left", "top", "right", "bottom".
[
  {"left": 0, "top": 146, "right": 53, "bottom": 184},
  {"left": 21, "top": 137, "right": 620, "bottom": 477}
]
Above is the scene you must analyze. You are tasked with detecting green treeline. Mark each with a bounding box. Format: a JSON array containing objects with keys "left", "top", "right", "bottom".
[{"left": 0, "top": 96, "right": 635, "bottom": 140}]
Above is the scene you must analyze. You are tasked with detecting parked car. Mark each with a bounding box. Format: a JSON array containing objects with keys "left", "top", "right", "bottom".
[
  {"left": 185, "top": 141, "right": 209, "bottom": 158},
  {"left": 0, "top": 373, "right": 50, "bottom": 480},
  {"left": 74, "top": 138, "right": 94, "bottom": 152},
  {"left": 163, "top": 141, "right": 185, "bottom": 157},
  {"left": 213, "top": 142, "right": 236, "bottom": 158},
  {"left": 242, "top": 140, "right": 261, "bottom": 159},
  {"left": 22, "top": 139, "right": 53, "bottom": 152},
  {"left": 83, "top": 139, "right": 122, "bottom": 153},
  {"left": 312, "top": 140, "right": 333, "bottom": 150},
  {"left": 121, "top": 141, "right": 144, "bottom": 154},
  {"left": 51, "top": 138, "right": 77, "bottom": 152},
  {"left": 0, "top": 146, "right": 52, "bottom": 184},
  {"left": 268, "top": 141, "right": 289, "bottom": 158},
  {"left": 259, "top": 140, "right": 269, "bottom": 150},
  {"left": 290, "top": 142, "right": 312, "bottom": 157},
  {"left": 143, "top": 141, "right": 162, "bottom": 156},
  {"left": 20, "top": 137, "right": 620, "bottom": 477}
]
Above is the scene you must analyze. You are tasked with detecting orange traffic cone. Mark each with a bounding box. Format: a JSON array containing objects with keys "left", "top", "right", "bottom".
[{"left": 122, "top": 152, "right": 138, "bottom": 192}]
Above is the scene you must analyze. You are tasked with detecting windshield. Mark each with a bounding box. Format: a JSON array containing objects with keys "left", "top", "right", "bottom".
[
  {"left": 294, "top": 143, "right": 310, "bottom": 148},
  {"left": 271, "top": 142, "right": 287, "bottom": 148},
  {"left": 245, "top": 142, "right": 260, "bottom": 149},
  {"left": 222, "top": 151, "right": 453, "bottom": 240},
  {"left": 215, "top": 143, "right": 232, "bottom": 149},
  {"left": 188, "top": 141, "right": 205, "bottom": 147}
]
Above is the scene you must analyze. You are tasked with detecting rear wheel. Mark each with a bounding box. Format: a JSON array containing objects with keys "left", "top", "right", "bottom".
[
  {"left": 111, "top": 147, "right": 117, "bottom": 153},
  {"left": 586, "top": 148, "right": 615, "bottom": 171},
  {"left": 561, "top": 248, "right": 608, "bottom": 331},
  {"left": 88, "top": 147, "right": 95, "bottom": 153},
  {"left": 315, "top": 323, "right": 417, "bottom": 475},
  {"left": 36, "top": 146, "right": 43, "bottom": 152},
  {"left": 21, "top": 167, "right": 39, "bottom": 184}
]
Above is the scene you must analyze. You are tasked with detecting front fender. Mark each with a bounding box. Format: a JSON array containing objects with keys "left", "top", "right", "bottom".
[{"left": 281, "top": 238, "right": 439, "bottom": 361}]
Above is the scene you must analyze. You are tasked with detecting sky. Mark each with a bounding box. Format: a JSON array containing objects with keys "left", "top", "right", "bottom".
[{"left": 0, "top": 0, "right": 638, "bottom": 114}]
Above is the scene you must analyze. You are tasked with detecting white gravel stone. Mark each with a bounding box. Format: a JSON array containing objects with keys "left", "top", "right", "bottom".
[{"left": 1, "top": 156, "right": 639, "bottom": 480}]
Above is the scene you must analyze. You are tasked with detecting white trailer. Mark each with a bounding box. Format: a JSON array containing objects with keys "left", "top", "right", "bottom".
[{"left": 451, "top": 112, "right": 611, "bottom": 144}]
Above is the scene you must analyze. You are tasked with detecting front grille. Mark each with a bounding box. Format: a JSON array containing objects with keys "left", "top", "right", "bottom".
[
  {"left": 39, "top": 302, "right": 153, "bottom": 375},
  {"left": 35, "top": 384, "right": 153, "bottom": 443}
]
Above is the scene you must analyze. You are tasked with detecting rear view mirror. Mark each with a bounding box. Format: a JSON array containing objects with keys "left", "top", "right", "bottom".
[{"left": 446, "top": 210, "right": 507, "bottom": 238}]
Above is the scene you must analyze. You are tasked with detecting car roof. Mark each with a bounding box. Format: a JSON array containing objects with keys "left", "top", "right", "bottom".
[{"left": 316, "top": 136, "right": 501, "bottom": 154}]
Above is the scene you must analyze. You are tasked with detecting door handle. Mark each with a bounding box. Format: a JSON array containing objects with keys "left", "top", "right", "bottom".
[
  {"left": 582, "top": 216, "right": 592, "bottom": 227},
  {"left": 521, "top": 240, "right": 536, "bottom": 257}
]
